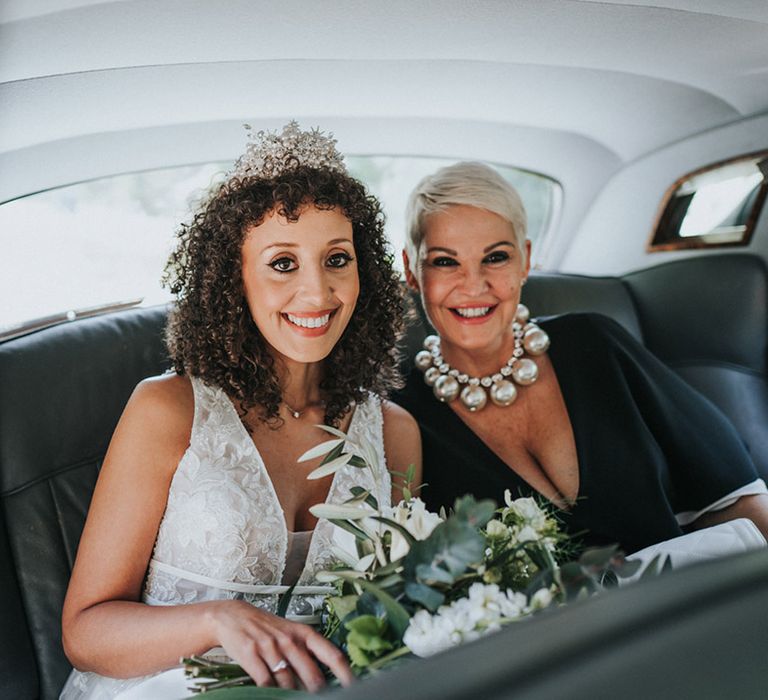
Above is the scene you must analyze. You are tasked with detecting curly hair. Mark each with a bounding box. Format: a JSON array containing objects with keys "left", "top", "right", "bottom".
[{"left": 163, "top": 166, "right": 404, "bottom": 427}]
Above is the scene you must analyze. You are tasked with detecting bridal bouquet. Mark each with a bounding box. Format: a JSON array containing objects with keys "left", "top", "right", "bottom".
[{"left": 184, "top": 426, "right": 643, "bottom": 694}]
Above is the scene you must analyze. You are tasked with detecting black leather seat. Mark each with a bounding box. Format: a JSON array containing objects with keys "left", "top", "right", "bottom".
[
  {"left": 1, "top": 253, "right": 766, "bottom": 698},
  {"left": 0, "top": 306, "right": 169, "bottom": 699}
]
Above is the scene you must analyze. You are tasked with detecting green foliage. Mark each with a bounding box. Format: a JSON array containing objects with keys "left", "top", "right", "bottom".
[
  {"left": 345, "top": 615, "right": 394, "bottom": 667},
  {"left": 399, "top": 496, "right": 495, "bottom": 610}
]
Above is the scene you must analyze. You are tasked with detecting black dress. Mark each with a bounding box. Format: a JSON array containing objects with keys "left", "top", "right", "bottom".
[{"left": 392, "top": 313, "right": 759, "bottom": 554}]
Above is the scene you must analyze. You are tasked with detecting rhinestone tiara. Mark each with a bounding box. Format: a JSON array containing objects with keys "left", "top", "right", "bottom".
[{"left": 227, "top": 121, "right": 347, "bottom": 181}]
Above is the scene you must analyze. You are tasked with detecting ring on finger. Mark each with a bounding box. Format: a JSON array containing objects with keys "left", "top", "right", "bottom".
[{"left": 270, "top": 659, "right": 290, "bottom": 674}]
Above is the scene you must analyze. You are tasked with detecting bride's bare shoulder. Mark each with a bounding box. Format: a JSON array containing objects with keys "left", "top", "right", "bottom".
[{"left": 119, "top": 373, "right": 194, "bottom": 442}]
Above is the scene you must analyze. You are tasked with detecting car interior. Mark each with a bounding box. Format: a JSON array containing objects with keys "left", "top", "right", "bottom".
[{"left": 2, "top": 1, "right": 768, "bottom": 698}]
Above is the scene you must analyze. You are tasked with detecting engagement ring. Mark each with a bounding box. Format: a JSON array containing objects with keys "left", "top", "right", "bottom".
[{"left": 270, "top": 659, "right": 289, "bottom": 673}]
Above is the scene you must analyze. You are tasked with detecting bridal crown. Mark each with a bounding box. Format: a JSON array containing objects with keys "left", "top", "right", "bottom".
[{"left": 228, "top": 121, "right": 348, "bottom": 182}]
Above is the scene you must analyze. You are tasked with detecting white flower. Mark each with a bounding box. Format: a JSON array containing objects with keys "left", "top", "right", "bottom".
[
  {"left": 403, "top": 609, "right": 456, "bottom": 657},
  {"left": 507, "top": 496, "right": 548, "bottom": 526},
  {"left": 386, "top": 497, "right": 442, "bottom": 561},
  {"left": 485, "top": 519, "right": 509, "bottom": 538},
  {"left": 404, "top": 583, "right": 535, "bottom": 658},
  {"left": 529, "top": 587, "right": 554, "bottom": 611},
  {"left": 516, "top": 525, "right": 541, "bottom": 543}
]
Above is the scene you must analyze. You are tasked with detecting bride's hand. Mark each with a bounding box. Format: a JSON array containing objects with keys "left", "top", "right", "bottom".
[{"left": 205, "top": 600, "right": 353, "bottom": 691}]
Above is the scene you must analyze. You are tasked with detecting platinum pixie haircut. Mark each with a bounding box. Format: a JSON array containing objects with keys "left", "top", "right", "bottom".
[{"left": 405, "top": 162, "right": 528, "bottom": 274}]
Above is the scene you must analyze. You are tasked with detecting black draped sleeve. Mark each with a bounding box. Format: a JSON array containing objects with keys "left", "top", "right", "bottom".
[{"left": 392, "top": 313, "right": 759, "bottom": 553}]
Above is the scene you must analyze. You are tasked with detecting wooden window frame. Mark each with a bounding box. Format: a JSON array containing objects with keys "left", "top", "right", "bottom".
[{"left": 648, "top": 151, "right": 768, "bottom": 253}]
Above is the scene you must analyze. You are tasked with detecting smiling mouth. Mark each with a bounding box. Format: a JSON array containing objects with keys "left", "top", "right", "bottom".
[
  {"left": 283, "top": 310, "right": 336, "bottom": 329},
  {"left": 450, "top": 305, "right": 497, "bottom": 320}
]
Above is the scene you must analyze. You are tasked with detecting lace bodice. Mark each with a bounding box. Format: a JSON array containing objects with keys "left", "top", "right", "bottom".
[
  {"left": 143, "top": 377, "right": 390, "bottom": 618},
  {"left": 62, "top": 378, "right": 389, "bottom": 699}
]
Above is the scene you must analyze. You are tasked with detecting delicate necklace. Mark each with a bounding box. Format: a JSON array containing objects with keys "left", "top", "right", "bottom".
[
  {"left": 282, "top": 399, "right": 325, "bottom": 419},
  {"left": 414, "top": 304, "right": 550, "bottom": 412}
]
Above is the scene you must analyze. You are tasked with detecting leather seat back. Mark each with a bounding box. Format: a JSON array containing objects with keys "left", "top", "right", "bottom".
[
  {"left": 624, "top": 254, "right": 768, "bottom": 479},
  {"left": 0, "top": 306, "right": 169, "bottom": 699}
]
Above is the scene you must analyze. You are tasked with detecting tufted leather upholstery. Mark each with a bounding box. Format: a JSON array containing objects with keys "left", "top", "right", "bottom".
[{"left": 1, "top": 254, "right": 766, "bottom": 698}]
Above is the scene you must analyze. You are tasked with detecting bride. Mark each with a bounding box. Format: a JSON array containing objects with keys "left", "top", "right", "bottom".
[{"left": 60, "top": 122, "right": 421, "bottom": 697}]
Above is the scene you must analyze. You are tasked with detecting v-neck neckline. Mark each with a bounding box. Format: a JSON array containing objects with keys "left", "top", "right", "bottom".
[
  {"left": 219, "top": 386, "right": 361, "bottom": 585},
  {"left": 420, "top": 317, "right": 587, "bottom": 510}
]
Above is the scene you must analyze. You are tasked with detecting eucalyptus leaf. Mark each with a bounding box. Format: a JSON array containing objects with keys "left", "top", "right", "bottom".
[
  {"left": 452, "top": 495, "right": 497, "bottom": 528},
  {"left": 404, "top": 581, "right": 445, "bottom": 611},
  {"left": 404, "top": 517, "right": 485, "bottom": 582},
  {"left": 415, "top": 562, "right": 455, "bottom": 585}
]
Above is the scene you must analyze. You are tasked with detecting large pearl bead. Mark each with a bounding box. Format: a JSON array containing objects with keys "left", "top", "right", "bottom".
[
  {"left": 490, "top": 380, "right": 518, "bottom": 406},
  {"left": 433, "top": 375, "right": 460, "bottom": 402},
  {"left": 460, "top": 385, "right": 487, "bottom": 411},
  {"left": 523, "top": 327, "right": 550, "bottom": 356},
  {"left": 515, "top": 303, "right": 530, "bottom": 324},
  {"left": 423, "top": 335, "right": 440, "bottom": 351},
  {"left": 415, "top": 350, "right": 434, "bottom": 371},
  {"left": 511, "top": 358, "right": 538, "bottom": 385},
  {"left": 424, "top": 367, "right": 441, "bottom": 386}
]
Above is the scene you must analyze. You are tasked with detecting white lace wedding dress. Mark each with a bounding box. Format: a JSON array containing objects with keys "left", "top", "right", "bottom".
[{"left": 60, "top": 377, "right": 390, "bottom": 699}]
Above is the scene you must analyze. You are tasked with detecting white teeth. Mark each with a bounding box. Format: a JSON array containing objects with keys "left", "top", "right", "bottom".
[
  {"left": 455, "top": 307, "right": 490, "bottom": 318},
  {"left": 286, "top": 313, "right": 331, "bottom": 328}
]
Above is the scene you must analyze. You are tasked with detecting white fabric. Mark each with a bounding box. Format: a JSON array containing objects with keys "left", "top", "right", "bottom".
[
  {"left": 622, "top": 517, "right": 767, "bottom": 585},
  {"left": 60, "top": 378, "right": 390, "bottom": 699},
  {"left": 674, "top": 478, "right": 767, "bottom": 526}
]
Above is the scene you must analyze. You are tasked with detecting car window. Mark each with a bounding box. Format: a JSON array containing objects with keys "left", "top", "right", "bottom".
[
  {"left": 0, "top": 157, "right": 558, "bottom": 332},
  {"left": 649, "top": 152, "right": 768, "bottom": 251}
]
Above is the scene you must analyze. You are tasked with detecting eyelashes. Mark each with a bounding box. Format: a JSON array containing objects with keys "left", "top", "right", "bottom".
[
  {"left": 427, "top": 250, "right": 511, "bottom": 267},
  {"left": 327, "top": 252, "right": 355, "bottom": 268},
  {"left": 268, "top": 252, "right": 355, "bottom": 273},
  {"left": 269, "top": 256, "right": 297, "bottom": 272}
]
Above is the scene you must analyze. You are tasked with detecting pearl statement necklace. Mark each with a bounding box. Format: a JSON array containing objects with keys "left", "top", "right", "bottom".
[{"left": 414, "top": 304, "right": 550, "bottom": 412}]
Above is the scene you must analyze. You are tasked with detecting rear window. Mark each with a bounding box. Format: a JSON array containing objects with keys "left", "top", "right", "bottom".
[
  {"left": 0, "top": 157, "right": 559, "bottom": 333},
  {"left": 649, "top": 152, "right": 768, "bottom": 251}
]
